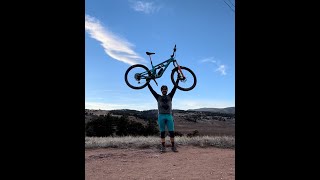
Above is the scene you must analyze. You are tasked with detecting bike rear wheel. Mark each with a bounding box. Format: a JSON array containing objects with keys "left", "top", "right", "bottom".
[
  {"left": 124, "top": 64, "right": 151, "bottom": 89},
  {"left": 171, "top": 66, "right": 197, "bottom": 91}
]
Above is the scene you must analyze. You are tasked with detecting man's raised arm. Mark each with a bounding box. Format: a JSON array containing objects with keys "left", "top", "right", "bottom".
[
  {"left": 169, "top": 79, "right": 180, "bottom": 99},
  {"left": 147, "top": 83, "right": 160, "bottom": 100}
]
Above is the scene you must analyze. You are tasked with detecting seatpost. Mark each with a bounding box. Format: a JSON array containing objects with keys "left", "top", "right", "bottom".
[{"left": 148, "top": 55, "right": 154, "bottom": 67}]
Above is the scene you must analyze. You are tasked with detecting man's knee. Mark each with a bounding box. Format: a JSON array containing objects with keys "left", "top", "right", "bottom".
[
  {"left": 160, "top": 131, "right": 165, "bottom": 138},
  {"left": 169, "top": 131, "right": 174, "bottom": 138}
]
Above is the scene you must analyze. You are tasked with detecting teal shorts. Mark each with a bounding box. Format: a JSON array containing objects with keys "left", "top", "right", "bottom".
[{"left": 158, "top": 114, "right": 174, "bottom": 132}]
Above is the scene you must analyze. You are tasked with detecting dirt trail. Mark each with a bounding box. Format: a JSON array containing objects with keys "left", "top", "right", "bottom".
[{"left": 85, "top": 146, "right": 235, "bottom": 180}]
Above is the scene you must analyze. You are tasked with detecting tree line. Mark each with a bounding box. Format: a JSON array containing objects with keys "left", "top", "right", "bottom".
[
  {"left": 109, "top": 109, "right": 235, "bottom": 119},
  {"left": 85, "top": 113, "right": 159, "bottom": 137}
]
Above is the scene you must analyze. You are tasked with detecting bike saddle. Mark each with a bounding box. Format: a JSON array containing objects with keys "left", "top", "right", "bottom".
[{"left": 146, "top": 52, "right": 155, "bottom": 55}]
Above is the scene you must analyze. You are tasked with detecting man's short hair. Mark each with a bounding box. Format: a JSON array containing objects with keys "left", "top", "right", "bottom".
[{"left": 161, "top": 85, "right": 168, "bottom": 90}]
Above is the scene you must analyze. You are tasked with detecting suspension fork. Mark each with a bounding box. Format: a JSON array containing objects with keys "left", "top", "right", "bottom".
[{"left": 174, "top": 60, "right": 185, "bottom": 79}]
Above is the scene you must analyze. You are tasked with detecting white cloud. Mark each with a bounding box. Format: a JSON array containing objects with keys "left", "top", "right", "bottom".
[
  {"left": 174, "top": 99, "right": 234, "bottom": 110},
  {"left": 85, "top": 101, "right": 157, "bottom": 111},
  {"left": 85, "top": 14, "right": 147, "bottom": 65},
  {"left": 85, "top": 102, "right": 124, "bottom": 110},
  {"left": 200, "top": 57, "right": 216, "bottom": 63},
  {"left": 85, "top": 98, "right": 234, "bottom": 111},
  {"left": 130, "top": 0, "right": 161, "bottom": 14},
  {"left": 216, "top": 65, "right": 226, "bottom": 75},
  {"left": 200, "top": 57, "right": 227, "bottom": 75}
]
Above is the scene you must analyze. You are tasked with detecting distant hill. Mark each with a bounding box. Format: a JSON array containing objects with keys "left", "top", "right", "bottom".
[
  {"left": 187, "top": 107, "right": 235, "bottom": 114},
  {"left": 85, "top": 107, "right": 235, "bottom": 115},
  {"left": 85, "top": 107, "right": 235, "bottom": 136}
]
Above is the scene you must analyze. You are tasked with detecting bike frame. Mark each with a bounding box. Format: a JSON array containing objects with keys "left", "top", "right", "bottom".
[
  {"left": 151, "top": 58, "right": 174, "bottom": 78},
  {"left": 140, "top": 56, "right": 184, "bottom": 79},
  {"left": 138, "top": 57, "right": 182, "bottom": 80},
  {"left": 125, "top": 44, "right": 196, "bottom": 91},
  {"left": 136, "top": 59, "right": 170, "bottom": 80}
]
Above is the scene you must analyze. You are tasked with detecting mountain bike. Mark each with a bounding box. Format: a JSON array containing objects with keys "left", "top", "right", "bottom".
[{"left": 124, "top": 45, "right": 197, "bottom": 91}]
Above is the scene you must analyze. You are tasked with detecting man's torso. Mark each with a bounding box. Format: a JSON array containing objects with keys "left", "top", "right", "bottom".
[{"left": 157, "top": 95, "right": 172, "bottom": 114}]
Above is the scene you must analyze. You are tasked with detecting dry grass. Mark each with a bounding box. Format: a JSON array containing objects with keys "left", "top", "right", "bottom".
[{"left": 85, "top": 135, "right": 235, "bottom": 149}]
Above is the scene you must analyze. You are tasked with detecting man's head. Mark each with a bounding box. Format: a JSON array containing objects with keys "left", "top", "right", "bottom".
[{"left": 161, "top": 85, "right": 168, "bottom": 95}]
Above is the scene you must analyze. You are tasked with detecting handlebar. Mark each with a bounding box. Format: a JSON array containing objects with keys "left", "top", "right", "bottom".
[{"left": 171, "top": 44, "right": 176, "bottom": 58}]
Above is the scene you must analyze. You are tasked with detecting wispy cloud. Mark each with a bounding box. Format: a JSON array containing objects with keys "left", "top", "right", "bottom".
[
  {"left": 85, "top": 101, "right": 156, "bottom": 111},
  {"left": 215, "top": 65, "right": 226, "bottom": 75},
  {"left": 200, "top": 57, "right": 227, "bottom": 75},
  {"left": 85, "top": 102, "right": 125, "bottom": 110},
  {"left": 130, "top": 0, "right": 161, "bottom": 14},
  {"left": 175, "top": 99, "right": 234, "bottom": 109},
  {"left": 86, "top": 90, "right": 158, "bottom": 110},
  {"left": 85, "top": 14, "right": 146, "bottom": 65},
  {"left": 85, "top": 99, "right": 234, "bottom": 111}
]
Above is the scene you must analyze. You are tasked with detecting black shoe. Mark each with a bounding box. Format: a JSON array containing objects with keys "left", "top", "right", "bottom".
[
  {"left": 171, "top": 146, "right": 178, "bottom": 152},
  {"left": 160, "top": 146, "right": 166, "bottom": 153}
]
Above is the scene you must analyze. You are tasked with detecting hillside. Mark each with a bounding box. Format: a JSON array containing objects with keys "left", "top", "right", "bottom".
[
  {"left": 85, "top": 108, "right": 235, "bottom": 136},
  {"left": 187, "top": 107, "right": 235, "bottom": 114}
]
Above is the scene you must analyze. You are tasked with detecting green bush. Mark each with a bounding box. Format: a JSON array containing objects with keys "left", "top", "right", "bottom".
[{"left": 85, "top": 113, "right": 115, "bottom": 137}]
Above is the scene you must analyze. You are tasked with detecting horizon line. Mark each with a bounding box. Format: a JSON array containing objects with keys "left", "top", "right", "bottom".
[{"left": 85, "top": 106, "right": 235, "bottom": 111}]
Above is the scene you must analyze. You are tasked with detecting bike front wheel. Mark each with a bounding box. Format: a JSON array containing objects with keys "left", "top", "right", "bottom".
[
  {"left": 171, "top": 66, "right": 197, "bottom": 91},
  {"left": 124, "top": 64, "right": 151, "bottom": 89}
]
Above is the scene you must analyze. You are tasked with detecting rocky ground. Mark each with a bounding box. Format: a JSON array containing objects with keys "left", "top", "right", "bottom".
[{"left": 85, "top": 146, "right": 235, "bottom": 180}]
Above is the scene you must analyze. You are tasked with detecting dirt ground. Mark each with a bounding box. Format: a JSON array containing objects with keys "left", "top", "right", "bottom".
[{"left": 85, "top": 146, "right": 235, "bottom": 180}]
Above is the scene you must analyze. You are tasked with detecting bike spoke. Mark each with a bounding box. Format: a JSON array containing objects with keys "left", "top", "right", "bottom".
[
  {"left": 125, "top": 65, "right": 149, "bottom": 89},
  {"left": 172, "top": 68, "right": 196, "bottom": 90}
]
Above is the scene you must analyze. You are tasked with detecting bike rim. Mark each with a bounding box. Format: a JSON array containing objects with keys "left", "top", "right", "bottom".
[
  {"left": 126, "top": 66, "right": 149, "bottom": 88},
  {"left": 172, "top": 68, "right": 196, "bottom": 90}
]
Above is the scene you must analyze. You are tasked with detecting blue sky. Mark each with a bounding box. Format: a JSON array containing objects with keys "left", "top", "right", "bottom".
[{"left": 85, "top": 0, "right": 235, "bottom": 111}]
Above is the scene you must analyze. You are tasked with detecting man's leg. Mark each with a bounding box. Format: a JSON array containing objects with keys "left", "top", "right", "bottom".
[
  {"left": 158, "top": 114, "right": 166, "bottom": 152},
  {"left": 167, "top": 115, "right": 178, "bottom": 152},
  {"left": 161, "top": 131, "right": 166, "bottom": 147},
  {"left": 169, "top": 131, "right": 175, "bottom": 147}
]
